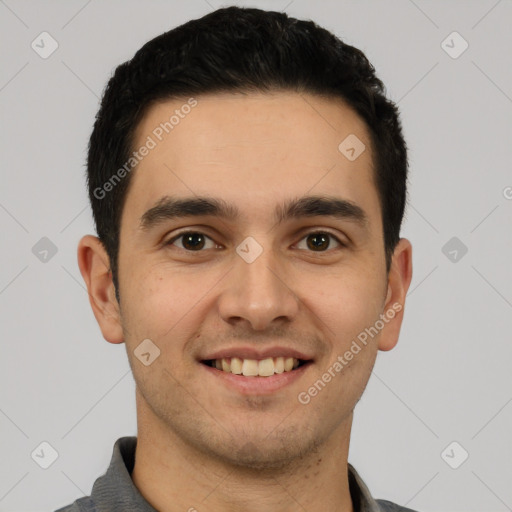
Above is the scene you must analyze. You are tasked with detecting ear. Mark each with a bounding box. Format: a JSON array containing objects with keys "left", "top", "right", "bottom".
[
  {"left": 77, "top": 235, "right": 124, "bottom": 344},
  {"left": 378, "top": 238, "right": 413, "bottom": 352}
]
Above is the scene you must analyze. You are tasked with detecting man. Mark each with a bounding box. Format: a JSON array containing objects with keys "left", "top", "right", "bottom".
[{"left": 57, "top": 6, "right": 414, "bottom": 512}]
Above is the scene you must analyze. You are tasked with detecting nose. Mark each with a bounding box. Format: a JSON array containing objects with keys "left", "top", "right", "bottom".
[{"left": 217, "top": 247, "right": 300, "bottom": 331}]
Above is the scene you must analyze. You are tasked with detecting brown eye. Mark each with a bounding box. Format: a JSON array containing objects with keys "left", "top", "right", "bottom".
[
  {"left": 182, "top": 233, "right": 205, "bottom": 250},
  {"left": 296, "top": 232, "right": 342, "bottom": 252},
  {"left": 167, "top": 232, "right": 216, "bottom": 251}
]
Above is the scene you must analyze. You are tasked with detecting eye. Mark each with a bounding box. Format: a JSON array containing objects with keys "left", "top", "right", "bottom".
[
  {"left": 295, "top": 231, "right": 343, "bottom": 252},
  {"left": 166, "top": 231, "right": 218, "bottom": 251}
]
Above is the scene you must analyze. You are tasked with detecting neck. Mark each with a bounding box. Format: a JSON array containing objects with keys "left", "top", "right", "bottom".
[{"left": 132, "top": 393, "right": 354, "bottom": 512}]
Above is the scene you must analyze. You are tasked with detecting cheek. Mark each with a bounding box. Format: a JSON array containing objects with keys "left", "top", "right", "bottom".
[
  {"left": 301, "top": 269, "right": 384, "bottom": 342},
  {"left": 120, "top": 265, "right": 219, "bottom": 343},
  {"left": 297, "top": 274, "right": 382, "bottom": 414}
]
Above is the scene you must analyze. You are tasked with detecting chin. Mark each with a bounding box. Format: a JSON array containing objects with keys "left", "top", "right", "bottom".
[{"left": 204, "top": 427, "right": 323, "bottom": 472}]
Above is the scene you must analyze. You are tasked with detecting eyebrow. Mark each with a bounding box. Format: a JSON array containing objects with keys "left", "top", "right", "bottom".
[{"left": 139, "top": 195, "right": 369, "bottom": 231}]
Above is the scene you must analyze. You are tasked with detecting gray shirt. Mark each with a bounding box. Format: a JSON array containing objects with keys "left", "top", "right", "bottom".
[{"left": 55, "top": 437, "right": 418, "bottom": 512}]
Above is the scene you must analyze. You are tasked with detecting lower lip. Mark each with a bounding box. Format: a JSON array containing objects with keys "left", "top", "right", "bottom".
[{"left": 200, "top": 362, "right": 312, "bottom": 395}]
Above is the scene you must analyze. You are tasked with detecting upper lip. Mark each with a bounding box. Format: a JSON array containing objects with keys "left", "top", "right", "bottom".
[{"left": 199, "top": 346, "right": 314, "bottom": 361}]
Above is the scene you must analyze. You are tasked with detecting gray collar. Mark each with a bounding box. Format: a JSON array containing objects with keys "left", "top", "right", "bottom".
[{"left": 90, "top": 437, "right": 405, "bottom": 512}]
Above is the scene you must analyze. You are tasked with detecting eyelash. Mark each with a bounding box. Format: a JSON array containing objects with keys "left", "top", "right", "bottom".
[{"left": 165, "top": 230, "right": 346, "bottom": 252}]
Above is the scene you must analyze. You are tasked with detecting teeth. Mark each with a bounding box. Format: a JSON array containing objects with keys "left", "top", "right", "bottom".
[
  {"left": 258, "top": 358, "right": 274, "bottom": 377},
  {"left": 284, "top": 357, "right": 294, "bottom": 372},
  {"left": 242, "top": 359, "right": 259, "bottom": 376},
  {"left": 231, "top": 357, "right": 243, "bottom": 375},
  {"left": 210, "top": 357, "right": 302, "bottom": 377},
  {"left": 221, "top": 358, "right": 231, "bottom": 372}
]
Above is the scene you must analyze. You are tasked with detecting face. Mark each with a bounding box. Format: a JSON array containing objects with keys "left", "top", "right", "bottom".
[{"left": 81, "top": 91, "right": 412, "bottom": 469}]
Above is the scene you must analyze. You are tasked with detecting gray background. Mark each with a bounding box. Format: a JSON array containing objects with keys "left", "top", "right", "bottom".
[{"left": 1, "top": 1, "right": 511, "bottom": 511}]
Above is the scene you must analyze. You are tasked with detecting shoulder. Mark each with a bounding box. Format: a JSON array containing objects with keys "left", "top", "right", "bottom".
[
  {"left": 376, "top": 499, "right": 419, "bottom": 512},
  {"left": 54, "top": 496, "right": 97, "bottom": 512}
]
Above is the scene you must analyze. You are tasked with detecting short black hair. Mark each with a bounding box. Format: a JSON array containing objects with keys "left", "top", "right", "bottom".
[{"left": 87, "top": 6, "right": 408, "bottom": 297}]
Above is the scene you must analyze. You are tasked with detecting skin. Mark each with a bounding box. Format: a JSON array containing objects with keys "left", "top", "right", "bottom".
[{"left": 78, "top": 91, "right": 412, "bottom": 512}]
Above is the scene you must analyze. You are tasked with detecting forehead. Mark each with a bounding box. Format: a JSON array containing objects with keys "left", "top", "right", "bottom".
[{"left": 125, "top": 91, "right": 380, "bottom": 229}]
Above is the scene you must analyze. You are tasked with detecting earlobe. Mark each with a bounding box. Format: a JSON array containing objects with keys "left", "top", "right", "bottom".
[
  {"left": 378, "top": 238, "right": 413, "bottom": 352},
  {"left": 77, "top": 235, "right": 124, "bottom": 344}
]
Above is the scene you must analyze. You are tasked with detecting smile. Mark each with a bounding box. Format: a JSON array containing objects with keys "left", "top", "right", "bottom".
[{"left": 202, "top": 357, "right": 309, "bottom": 377}]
